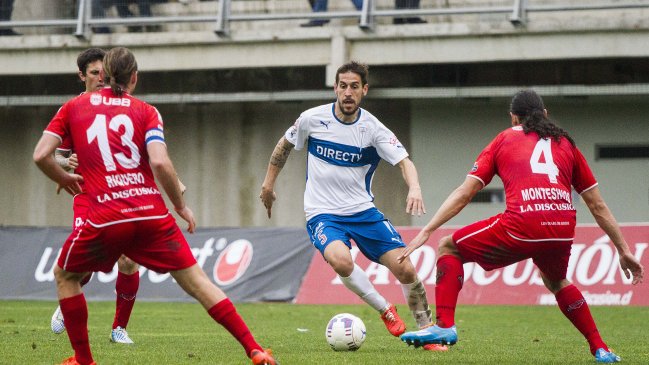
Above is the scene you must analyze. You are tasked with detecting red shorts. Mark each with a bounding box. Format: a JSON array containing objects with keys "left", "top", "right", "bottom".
[
  {"left": 57, "top": 214, "right": 196, "bottom": 274},
  {"left": 451, "top": 214, "right": 572, "bottom": 282},
  {"left": 72, "top": 193, "right": 90, "bottom": 230}
]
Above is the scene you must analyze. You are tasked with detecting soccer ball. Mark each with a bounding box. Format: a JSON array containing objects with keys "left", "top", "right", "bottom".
[{"left": 325, "top": 313, "right": 366, "bottom": 351}]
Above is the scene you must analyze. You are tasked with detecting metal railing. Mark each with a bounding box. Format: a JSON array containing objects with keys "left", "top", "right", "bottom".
[{"left": 0, "top": 0, "right": 648, "bottom": 38}]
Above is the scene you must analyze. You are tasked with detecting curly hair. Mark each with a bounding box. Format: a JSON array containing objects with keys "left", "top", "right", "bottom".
[
  {"left": 510, "top": 89, "right": 575, "bottom": 146},
  {"left": 76, "top": 48, "right": 106, "bottom": 76}
]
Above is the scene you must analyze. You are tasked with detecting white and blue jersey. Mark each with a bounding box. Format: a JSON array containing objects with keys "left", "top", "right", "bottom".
[{"left": 285, "top": 103, "right": 409, "bottom": 220}]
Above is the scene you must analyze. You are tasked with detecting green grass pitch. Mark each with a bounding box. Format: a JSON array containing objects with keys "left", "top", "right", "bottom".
[{"left": 1, "top": 300, "right": 648, "bottom": 364}]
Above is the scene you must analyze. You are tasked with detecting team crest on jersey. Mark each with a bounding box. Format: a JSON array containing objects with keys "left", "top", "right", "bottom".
[
  {"left": 471, "top": 162, "right": 478, "bottom": 172},
  {"left": 389, "top": 136, "right": 403, "bottom": 148},
  {"left": 90, "top": 93, "right": 102, "bottom": 106}
]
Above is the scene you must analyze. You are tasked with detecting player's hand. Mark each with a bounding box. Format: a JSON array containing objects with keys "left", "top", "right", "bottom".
[
  {"left": 175, "top": 206, "right": 196, "bottom": 234},
  {"left": 397, "top": 229, "right": 431, "bottom": 263},
  {"left": 67, "top": 153, "right": 79, "bottom": 169},
  {"left": 56, "top": 173, "right": 84, "bottom": 196},
  {"left": 259, "top": 186, "right": 277, "bottom": 219},
  {"left": 619, "top": 251, "right": 644, "bottom": 285},
  {"left": 406, "top": 187, "right": 426, "bottom": 216}
]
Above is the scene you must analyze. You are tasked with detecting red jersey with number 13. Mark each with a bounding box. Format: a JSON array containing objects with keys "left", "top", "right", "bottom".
[
  {"left": 468, "top": 126, "right": 598, "bottom": 241},
  {"left": 45, "top": 88, "right": 169, "bottom": 226}
]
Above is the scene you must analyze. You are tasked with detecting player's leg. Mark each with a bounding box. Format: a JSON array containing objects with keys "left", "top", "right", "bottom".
[
  {"left": 324, "top": 240, "right": 391, "bottom": 312},
  {"left": 539, "top": 266, "right": 620, "bottom": 363},
  {"left": 52, "top": 272, "right": 92, "bottom": 334},
  {"left": 54, "top": 265, "right": 96, "bottom": 365},
  {"left": 322, "top": 240, "right": 405, "bottom": 336},
  {"left": 52, "top": 193, "right": 91, "bottom": 335},
  {"left": 110, "top": 255, "right": 139, "bottom": 344},
  {"left": 381, "top": 249, "right": 448, "bottom": 351},
  {"left": 399, "top": 235, "right": 462, "bottom": 347},
  {"left": 170, "top": 264, "right": 276, "bottom": 364},
  {"left": 131, "top": 216, "right": 276, "bottom": 364},
  {"left": 380, "top": 249, "right": 431, "bottom": 328}
]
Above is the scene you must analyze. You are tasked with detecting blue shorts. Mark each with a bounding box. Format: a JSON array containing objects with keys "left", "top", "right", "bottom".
[{"left": 306, "top": 208, "right": 405, "bottom": 263}]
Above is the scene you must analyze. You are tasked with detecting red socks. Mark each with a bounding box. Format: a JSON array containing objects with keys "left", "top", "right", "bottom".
[
  {"left": 59, "top": 294, "right": 94, "bottom": 365},
  {"left": 112, "top": 271, "right": 139, "bottom": 329},
  {"left": 435, "top": 255, "right": 464, "bottom": 328},
  {"left": 555, "top": 284, "right": 607, "bottom": 355},
  {"left": 208, "top": 298, "right": 262, "bottom": 358}
]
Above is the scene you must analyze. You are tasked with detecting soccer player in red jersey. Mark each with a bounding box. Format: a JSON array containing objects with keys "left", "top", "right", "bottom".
[
  {"left": 50, "top": 47, "right": 142, "bottom": 345},
  {"left": 33, "top": 47, "right": 277, "bottom": 365},
  {"left": 398, "top": 89, "right": 644, "bottom": 363}
]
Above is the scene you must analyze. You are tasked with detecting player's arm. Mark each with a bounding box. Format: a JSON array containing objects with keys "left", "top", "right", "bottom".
[
  {"left": 397, "top": 157, "right": 426, "bottom": 216},
  {"left": 33, "top": 134, "right": 83, "bottom": 195},
  {"left": 54, "top": 149, "right": 78, "bottom": 172},
  {"left": 581, "top": 187, "right": 644, "bottom": 284},
  {"left": 178, "top": 178, "right": 186, "bottom": 195},
  {"left": 398, "top": 176, "right": 482, "bottom": 263},
  {"left": 260, "top": 136, "right": 294, "bottom": 219},
  {"left": 147, "top": 142, "right": 195, "bottom": 233}
]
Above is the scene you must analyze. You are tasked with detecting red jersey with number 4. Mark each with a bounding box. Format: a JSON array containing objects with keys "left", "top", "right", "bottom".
[
  {"left": 44, "top": 88, "right": 168, "bottom": 226},
  {"left": 468, "top": 126, "right": 597, "bottom": 241}
]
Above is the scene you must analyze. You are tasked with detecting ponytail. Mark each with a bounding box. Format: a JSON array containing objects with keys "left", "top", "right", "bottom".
[{"left": 103, "top": 47, "right": 137, "bottom": 97}]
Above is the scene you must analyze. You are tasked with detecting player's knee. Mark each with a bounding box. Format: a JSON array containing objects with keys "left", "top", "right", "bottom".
[
  {"left": 438, "top": 236, "right": 458, "bottom": 256},
  {"left": 118, "top": 256, "right": 139, "bottom": 274},
  {"left": 542, "top": 277, "right": 571, "bottom": 294},
  {"left": 391, "top": 260, "right": 418, "bottom": 283},
  {"left": 328, "top": 256, "right": 354, "bottom": 277}
]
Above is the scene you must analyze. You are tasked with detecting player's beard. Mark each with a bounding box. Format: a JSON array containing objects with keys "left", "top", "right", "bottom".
[{"left": 338, "top": 99, "right": 360, "bottom": 116}]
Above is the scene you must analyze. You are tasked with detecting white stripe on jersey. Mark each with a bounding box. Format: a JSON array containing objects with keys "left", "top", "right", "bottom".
[{"left": 286, "top": 103, "right": 409, "bottom": 220}]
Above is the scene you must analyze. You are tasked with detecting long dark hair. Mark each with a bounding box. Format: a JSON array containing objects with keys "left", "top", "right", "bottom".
[
  {"left": 103, "top": 47, "right": 137, "bottom": 97},
  {"left": 510, "top": 89, "right": 575, "bottom": 146}
]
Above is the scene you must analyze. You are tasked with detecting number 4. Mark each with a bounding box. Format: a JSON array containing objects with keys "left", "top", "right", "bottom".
[{"left": 530, "top": 139, "right": 559, "bottom": 183}]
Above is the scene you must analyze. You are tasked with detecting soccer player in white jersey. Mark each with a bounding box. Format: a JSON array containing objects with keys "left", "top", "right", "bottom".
[
  {"left": 260, "top": 61, "right": 446, "bottom": 351},
  {"left": 49, "top": 48, "right": 141, "bottom": 345}
]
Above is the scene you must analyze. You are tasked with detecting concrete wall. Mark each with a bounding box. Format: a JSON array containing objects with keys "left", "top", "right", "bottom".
[
  {"left": 2, "top": 96, "right": 646, "bottom": 228},
  {"left": 0, "top": 98, "right": 411, "bottom": 227}
]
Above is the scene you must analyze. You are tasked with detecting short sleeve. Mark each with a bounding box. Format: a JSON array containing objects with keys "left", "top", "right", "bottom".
[
  {"left": 58, "top": 136, "right": 72, "bottom": 151},
  {"left": 372, "top": 123, "right": 409, "bottom": 166},
  {"left": 572, "top": 147, "right": 598, "bottom": 194},
  {"left": 44, "top": 104, "right": 69, "bottom": 143},
  {"left": 144, "top": 106, "right": 165, "bottom": 145},
  {"left": 285, "top": 115, "right": 309, "bottom": 150},
  {"left": 468, "top": 135, "right": 500, "bottom": 187}
]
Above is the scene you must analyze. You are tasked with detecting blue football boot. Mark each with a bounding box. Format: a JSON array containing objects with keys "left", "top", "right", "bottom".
[
  {"left": 595, "top": 348, "right": 621, "bottom": 363},
  {"left": 400, "top": 324, "right": 457, "bottom": 347}
]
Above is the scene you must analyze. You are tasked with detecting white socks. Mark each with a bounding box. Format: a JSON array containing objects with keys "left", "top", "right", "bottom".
[{"left": 339, "top": 264, "right": 389, "bottom": 312}]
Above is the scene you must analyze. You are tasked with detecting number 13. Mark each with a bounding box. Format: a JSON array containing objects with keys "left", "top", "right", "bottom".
[{"left": 87, "top": 114, "right": 141, "bottom": 172}]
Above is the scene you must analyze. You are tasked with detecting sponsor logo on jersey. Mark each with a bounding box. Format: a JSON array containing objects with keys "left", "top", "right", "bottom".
[
  {"left": 320, "top": 120, "right": 331, "bottom": 129},
  {"left": 90, "top": 95, "right": 132, "bottom": 107},
  {"left": 471, "top": 162, "right": 478, "bottom": 172},
  {"left": 90, "top": 93, "right": 102, "bottom": 105},
  {"left": 212, "top": 239, "right": 253, "bottom": 286}
]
